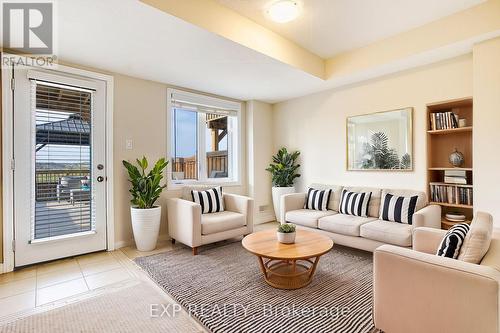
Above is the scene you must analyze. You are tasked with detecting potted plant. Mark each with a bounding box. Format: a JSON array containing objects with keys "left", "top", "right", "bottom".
[
  {"left": 122, "top": 157, "right": 168, "bottom": 251},
  {"left": 277, "top": 223, "right": 296, "bottom": 244},
  {"left": 266, "top": 147, "right": 300, "bottom": 222}
]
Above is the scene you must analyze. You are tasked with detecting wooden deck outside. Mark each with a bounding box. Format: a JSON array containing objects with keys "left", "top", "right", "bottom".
[{"left": 172, "top": 150, "right": 228, "bottom": 180}]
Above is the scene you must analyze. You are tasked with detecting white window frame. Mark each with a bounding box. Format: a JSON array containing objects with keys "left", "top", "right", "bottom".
[{"left": 166, "top": 88, "right": 242, "bottom": 188}]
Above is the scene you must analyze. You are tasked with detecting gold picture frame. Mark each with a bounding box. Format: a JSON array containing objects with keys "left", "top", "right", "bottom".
[{"left": 346, "top": 107, "right": 413, "bottom": 171}]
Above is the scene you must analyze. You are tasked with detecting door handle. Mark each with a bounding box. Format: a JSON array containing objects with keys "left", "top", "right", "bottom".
[{"left": 97, "top": 176, "right": 104, "bottom": 182}]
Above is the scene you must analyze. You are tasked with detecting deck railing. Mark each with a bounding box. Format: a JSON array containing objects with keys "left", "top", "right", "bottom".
[
  {"left": 35, "top": 169, "right": 90, "bottom": 201},
  {"left": 172, "top": 150, "right": 228, "bottom": 180}
]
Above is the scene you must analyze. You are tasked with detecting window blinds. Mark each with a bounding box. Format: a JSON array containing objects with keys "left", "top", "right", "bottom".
[
  {"left": 31, "top": 80, "right": 95, "bottom": 240},
  {"left": 170, "top": 89, "right": 239, "bottom": 116}
]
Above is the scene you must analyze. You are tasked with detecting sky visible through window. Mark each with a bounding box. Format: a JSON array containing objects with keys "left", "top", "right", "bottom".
[{"left": 174, "top": 108, "right": 227, "bottom": 158}]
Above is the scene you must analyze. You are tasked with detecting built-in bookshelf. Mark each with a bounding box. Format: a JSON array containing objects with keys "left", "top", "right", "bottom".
[{"left": 426, "top": 97, "right": 473, "bottom": 229}]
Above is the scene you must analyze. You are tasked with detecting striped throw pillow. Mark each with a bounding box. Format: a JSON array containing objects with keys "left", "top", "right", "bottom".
[
  {"left": 191, "top": 187, "right": 224, "bottom": 214},
  {"left": 437, "top": 223, "right": 470, "bottom": 259},
  {"left": 304, "top": 188, "right": 332, "bottom": 211},
  {"left": 338, "top": 189, "right": 372, "bottom": 217},
  {"left": 380, "top": 193, "right": 419, "bottom": 224}
]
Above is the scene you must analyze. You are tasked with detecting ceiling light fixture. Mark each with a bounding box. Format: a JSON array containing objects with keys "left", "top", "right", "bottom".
[{"left": 267, "top": 0, "right": 300, "bottom": 24}]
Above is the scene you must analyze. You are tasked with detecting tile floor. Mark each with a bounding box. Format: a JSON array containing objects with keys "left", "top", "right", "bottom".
[{"left": 0, "top": 222, "right": 278, "bottom": 324}]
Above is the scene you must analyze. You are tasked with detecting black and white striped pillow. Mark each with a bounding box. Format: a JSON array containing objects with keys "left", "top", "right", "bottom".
[
  {"left": 304, "top": 188, "right": 332, "bottom": 211},
  {"left": 191, "top": 187, "right": 224, "bottom": 214},
  {"left": 380, "top": 193, "right": 419, "bottom": 224},
  {"left": 338, "top": 189, "right": 372, "bottom": 217},
  {"left": 437, "top": 223, "right": 470, "bottom": 259}
]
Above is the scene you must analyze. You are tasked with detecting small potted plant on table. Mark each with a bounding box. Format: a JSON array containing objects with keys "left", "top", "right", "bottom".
[
  {"left": 277, "top": 223, "right": 296, "bottom": 244},
  {"left": 122, "top": 157, "right": 168, "bottom": 251}
]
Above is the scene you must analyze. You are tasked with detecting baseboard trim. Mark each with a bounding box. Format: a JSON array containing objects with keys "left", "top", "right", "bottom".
[{"left": 114, "top": 234, "right": 172, "bottom": 250}]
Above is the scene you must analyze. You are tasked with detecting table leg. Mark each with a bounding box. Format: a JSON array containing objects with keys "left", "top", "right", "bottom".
[
  {"left": 257, "top": 256, "right": 267, "bottom": 279},
  {"left": 309, "top": 256, "right": 321, "bottom": 279}
]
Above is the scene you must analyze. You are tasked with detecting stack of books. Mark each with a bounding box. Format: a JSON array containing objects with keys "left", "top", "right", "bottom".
[
  {"left": 444, "top": 170, "right": 467, "bottom": 184},
  {"left": 429, "top": 184, "right": 473, "bottom": 206},
  {"left": 429, "top": 111, "right": 459, "bottom": 130}
]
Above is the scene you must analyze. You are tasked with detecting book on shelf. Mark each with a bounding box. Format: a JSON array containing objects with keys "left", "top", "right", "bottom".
[
  {"left": 444, "top": 176, "right": 467, "bottom": 184},
  {"left": 429, "top": 111, "right": 459, "bottom": 130},
  {"left": 430, "top": 184, "right": 473, "bottom": 206},
  {"left": 444, "top": 170, "right": 467, "bottom": 184}
]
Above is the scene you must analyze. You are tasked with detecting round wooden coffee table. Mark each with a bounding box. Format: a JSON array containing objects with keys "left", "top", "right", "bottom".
[{"left": 242, "top": 229, "right": 333, "bottom": 290}]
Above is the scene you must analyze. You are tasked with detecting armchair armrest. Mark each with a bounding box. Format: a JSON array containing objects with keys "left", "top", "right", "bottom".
[
  {"left": 412, "top": 227, "right": 447, "bottom": 254},
  {"left": 224, "top": 193, "right": 254, "bottom": 232},
  {"left": 166, "top": 198, "right": 202, "bottom": 247},
  {"left": 413, "top": 204, "right": 441, "bottom": 228},
  {"left": 280, "top": 193, "right": 306, "bottom": 224},
  {"left": 374, "top": 245, "right": 500, "bottom": 333}
]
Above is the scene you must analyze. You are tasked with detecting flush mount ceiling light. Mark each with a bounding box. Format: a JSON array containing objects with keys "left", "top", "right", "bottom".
[{"left": 267, "top": 0, "right": 300, "bottom": 23}]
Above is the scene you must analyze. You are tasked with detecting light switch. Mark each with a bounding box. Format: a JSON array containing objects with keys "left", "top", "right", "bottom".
[{"left": 125, "top": 139, "right": 133, "bottom": 150}]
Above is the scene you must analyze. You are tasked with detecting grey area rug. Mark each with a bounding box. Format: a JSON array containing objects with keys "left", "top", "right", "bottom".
[
  {"left": 135, "top": 241, "right": 376, "bottom": 333},
  {"left": 0, "top": 282, "right": 202, "bottom": 333}
]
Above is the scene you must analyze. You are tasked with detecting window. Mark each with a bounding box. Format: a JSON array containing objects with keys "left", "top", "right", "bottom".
[{"left": 168, "top": 89, "right": 241, "bottom": 186}]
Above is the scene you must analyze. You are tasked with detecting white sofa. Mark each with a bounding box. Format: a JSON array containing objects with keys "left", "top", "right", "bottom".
[
  {"left": 374, "top": 213, "right": 500, "bottom": 333},
  {"left": 281, "top": 184, "right": 441, "bottom": 252},
  {"left": 167, "top": 186, "right": 254, "bottom": 255}
]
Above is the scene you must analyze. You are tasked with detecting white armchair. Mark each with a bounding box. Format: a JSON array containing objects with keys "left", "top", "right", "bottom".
[
  {"left": 374, "top": 212, "right": 500, "bottom": 333},
  {"left": 167, "top": 192, "right": 254, "bottom": 255}
]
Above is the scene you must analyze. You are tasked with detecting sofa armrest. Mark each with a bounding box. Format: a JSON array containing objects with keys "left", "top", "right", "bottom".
[
  {"left": 224, "top": 193, "right": 254, "bottom": 232},
  {"left": 413, "top": 204, "right": 441, "bottom": 228},
  {"left": 374, "top": 245, "right": 500, "bottom": 333},
  {"left": 280, "top": 193, "right": 306, "bottom": 224},
  {"left": 412, "top": 227, "right": 447, "bottom": 254},
  {"left": 166, "top": 198, "right": 202, "bottom": 247}
]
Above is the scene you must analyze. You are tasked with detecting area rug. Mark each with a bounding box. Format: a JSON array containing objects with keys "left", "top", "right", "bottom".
[
  {"left": 0, "top": 282, "right": 203, "bottom": 333},
  {"left": 135, "top": 241, "right": 376, "bottom": 333}
]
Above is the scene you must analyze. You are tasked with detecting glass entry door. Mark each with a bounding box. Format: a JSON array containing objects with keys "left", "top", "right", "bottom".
[{"left": 13, "top": 68, "right": 107, "bottom": 267}]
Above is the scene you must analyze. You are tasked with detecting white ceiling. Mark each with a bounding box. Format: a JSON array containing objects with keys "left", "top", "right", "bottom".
[
  {"left": 56, "top": 0, "right": 325, "bottom": 103},
  {"left": 216, "top": 0, "right": 484, "bottom": 58},
  {"left": 49, "top": 0, "right": 483, "bottom": 103}
]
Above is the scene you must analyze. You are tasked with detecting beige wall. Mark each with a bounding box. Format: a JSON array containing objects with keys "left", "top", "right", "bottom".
[
  {"left": 113, "top": 74, "right": 247, "bottom": 246},
  {"left": 473, "top": 37, "right": 500, "bottom": 225},
  {"left": 246, "top": 100, "right": 274, "bottom": 223},
  {"left": 273, "top": 55, "right": 473, "bottom": 193}
]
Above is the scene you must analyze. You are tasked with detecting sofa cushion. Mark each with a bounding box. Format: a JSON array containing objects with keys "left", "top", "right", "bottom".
[
  {"left": 343, "top": 186, "right": 382, "bottom": 218},
  {"left": 304, "top": 188, "right": 332, "bottom": 211},
  {"left": 459, "top": 212, "right": 493, "bottom": 263},
  {"left": 379, "top": 193, "right": 419, "bottom": 224},
  {"left": 192, "top": 186, "right": 224, "bottom": 214},
  {"left": 310, "top": 184, "right": 343, "bottom": 211},
  {"left": 285, "top": 209, "right": 336, "bottom": 228},
  {"left": 318, "top": 214, "right": 377, "bottom": 236},
  {"left": 437, "top": 223, "right": 470, "bottom": 259},
  {"left": 339, "top": 189, "right": 372, "bottom": 217},
  {"left": 182, "top": 185, "right": 222, "bottom": 201},
  {"left": 360, "top": 220, "right": 413, "bottom": 247},
  {"left": 201, "top": 211, "right": 245, "bottom": 235},
  {"left": 381, "top": 189, "right": 427, "bottom": 212}
]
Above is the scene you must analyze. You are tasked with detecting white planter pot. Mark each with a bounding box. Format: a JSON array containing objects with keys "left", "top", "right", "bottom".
[
  {"left": 272, "top": 186, "right": 296, "bottom": 222},
  {"left": 277, "top": 231, "right": 296, "bottom": 244},
  {"left": 130, "top": 206, "right": 161, "bottom": 251}
]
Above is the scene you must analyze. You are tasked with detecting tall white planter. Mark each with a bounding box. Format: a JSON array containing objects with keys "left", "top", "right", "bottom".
[
  {"left": 272, "top": 186, "right": 296, "bottom": 223},
  {"left": 130, "top": 206, "right": 161, "bottom": 251}
]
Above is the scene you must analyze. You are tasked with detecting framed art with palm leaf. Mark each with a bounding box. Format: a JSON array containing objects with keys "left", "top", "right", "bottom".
[{"left": 347, "top": 108, "right": 413, "bottom": 171}]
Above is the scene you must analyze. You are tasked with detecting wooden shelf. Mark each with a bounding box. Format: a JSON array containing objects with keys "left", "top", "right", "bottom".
[
  {"left": 427, "top": 127, "right": 472, "bottom": 135},
  {"left": 428, "top": 167, "right": 473, "bottom": 171},
  {"left": 441, "top": 219, "right": 471, "bottom": 230},
  {"left": 429, "top": 182, "right": 473, "bottom": 188},
  {"left": 430, "top": 202, "right": 473, "bottom": 209}
]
